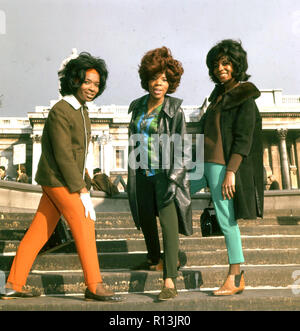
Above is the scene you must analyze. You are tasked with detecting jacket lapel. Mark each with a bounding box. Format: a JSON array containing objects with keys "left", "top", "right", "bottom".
[
  {"left": 208, "top": 82, "right": 261, "bottom": 111},
  {"left": 128, "top": 94, "right": 183, "bottom": 119},
  {"left": 162, "top": 96, "right": 183, "bottom": 118}
]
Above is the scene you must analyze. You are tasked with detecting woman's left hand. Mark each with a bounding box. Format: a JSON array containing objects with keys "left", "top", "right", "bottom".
[{"left": 222, "top": 171, "right": 236, "bottom": 200}]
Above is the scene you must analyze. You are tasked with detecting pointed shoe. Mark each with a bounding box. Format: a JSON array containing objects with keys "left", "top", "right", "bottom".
[
  {"left": 213, "top": 271, "right": 245, "bottom": 296},
  {"left": 0, "top": 288, "right": 41, "bottom": 300},
  {"left": 84, "top": 284, "right": 124, "bottom": 302}
]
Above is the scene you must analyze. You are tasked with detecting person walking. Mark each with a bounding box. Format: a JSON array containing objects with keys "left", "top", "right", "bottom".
[
  {"left": 192, "top": 39, "right": 264, "bottom": 295},
  {"left": 127, "top": 46, "right": 193, "bottom": 301},
  {"left": 1, "top": 52, "right": 122, "bottom": 302}
]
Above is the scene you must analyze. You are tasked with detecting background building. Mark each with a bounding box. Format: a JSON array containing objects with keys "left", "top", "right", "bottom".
[{"left": 0, "top": 89, "right": 300, "bottom": 190}]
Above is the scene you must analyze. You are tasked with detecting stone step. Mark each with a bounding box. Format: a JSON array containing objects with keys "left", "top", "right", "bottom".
[
  {"left": 1, "top": 248, "right": 300, "bottom": 271},
  {"left": 181, "top": 249, "right": 300, "bottom": 266},
  {"left": 238, "top": 225, "right": 300, "bottom": 236},
  {"left": 2, "top": 235, "right": 300, "bottom": 254},
  {"left": 2, "top": 223, "right": 300, "bottom": 241},
  {"left": 1, "top": 265, "right": 299, "bottom": 295},
  {"left": 1, "top": 288, "right": 300, "bottom": 311},
  {"left": 1, "top": 209, "right": 300, "bottom": 218},
  {"left": 1, "top": 214, "right": 300, "bottom": 230}
]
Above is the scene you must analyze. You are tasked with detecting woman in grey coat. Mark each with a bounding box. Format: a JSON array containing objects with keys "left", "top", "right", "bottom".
[{"left": 127, "top": 46, "right": 192, "bottom": 301}]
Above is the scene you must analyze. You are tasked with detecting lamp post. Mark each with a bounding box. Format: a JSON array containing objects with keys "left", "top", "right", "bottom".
[
  {"left": 97, "top": 132, "right": 112, "bottom": 175},
  {"left": 277, "top": 128, "right": 291, "bottom": 190}
]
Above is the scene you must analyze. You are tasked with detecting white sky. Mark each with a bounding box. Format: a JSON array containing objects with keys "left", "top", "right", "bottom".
[{"left": 0, "top": 0, "right": 300, "bottom": 116}]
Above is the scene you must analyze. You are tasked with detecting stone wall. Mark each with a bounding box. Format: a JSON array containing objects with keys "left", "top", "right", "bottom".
[{"left": 1, "top": 181, "right": 300, "bottom": 216}]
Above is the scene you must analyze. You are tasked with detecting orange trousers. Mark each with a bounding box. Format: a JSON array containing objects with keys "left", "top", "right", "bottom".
[{"left": 7, "top": 186, "right": 102, "bottom": 293}]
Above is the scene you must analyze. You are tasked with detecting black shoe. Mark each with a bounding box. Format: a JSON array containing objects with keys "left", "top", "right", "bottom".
[
  {"left": 0, "top": 288, "right": 40, "bottom": 300},
  {"left": 84, "top": 288, "right": 124, "bottom": 302}
]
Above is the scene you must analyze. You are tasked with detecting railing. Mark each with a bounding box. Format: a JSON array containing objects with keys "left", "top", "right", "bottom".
[
  {"left": 282, "top": 96, "right": 300, "bottom": 104},
  {"left": 0, "top": 118, "right": 31, "bottom": 128}
]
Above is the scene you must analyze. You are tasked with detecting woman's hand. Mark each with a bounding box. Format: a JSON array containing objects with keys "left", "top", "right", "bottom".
[
  {"left": 79, "top": 191, "right": 96, "bottom": 221},
  {"left": 221, "top": 171, "right": 236, "bottom": 200},
  {"left": 79, "top": 187, "right": 88, "bottom": 194}
]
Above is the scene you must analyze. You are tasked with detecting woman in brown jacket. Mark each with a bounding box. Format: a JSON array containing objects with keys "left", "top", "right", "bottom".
[{"left": 1, "top": 52, "right": 122, "bottom": 302}]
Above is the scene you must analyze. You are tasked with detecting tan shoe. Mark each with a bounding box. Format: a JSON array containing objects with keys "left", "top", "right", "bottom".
[
  {"left": 158, "top": 287, "right": 178, "bottom": 301},
  {"left": 149, "top": 258, "right": 164, "bottom": 271},
  {"left": 213, "top": 271, "right": 245, "bottom": 296},
  {"left": 149, "top": 258, "right": 181, "bottom": 271}
]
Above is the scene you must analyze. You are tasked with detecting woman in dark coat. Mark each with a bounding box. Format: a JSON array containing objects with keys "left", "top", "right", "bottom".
[
  {"left": 194, "top": 39, "right": 263, "bottom": 295},
  {"left": 127, "top": 46, "right": 192, "bottom": 301}
]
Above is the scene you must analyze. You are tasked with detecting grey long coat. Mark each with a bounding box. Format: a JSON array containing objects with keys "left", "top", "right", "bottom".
[{"left": 127, "top": 95, "right": 193, "bottom": 236}]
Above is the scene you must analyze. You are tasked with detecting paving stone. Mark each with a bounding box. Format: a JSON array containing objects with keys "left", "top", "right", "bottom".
[{"left": 1, "top": 289, "right": 300, "bottom": 311}]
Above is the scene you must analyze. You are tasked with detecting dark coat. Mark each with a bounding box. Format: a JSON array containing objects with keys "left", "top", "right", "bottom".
[
  {"left": 127, "top": 95, "right": 193, "bottom": 236},
  {"left": 269, "top": 180, "right": 280, "bottom": 190},
  {"left": 35, "top": 99, "right": 91, "bottom": 193},
  {"left": 199, "top": 82, "right": 264, "bottom": 219},
  {"left": 92, "top": 173, "right": 119, "bottom": 196}
]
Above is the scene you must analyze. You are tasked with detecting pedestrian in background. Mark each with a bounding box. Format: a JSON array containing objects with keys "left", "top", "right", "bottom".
[
  {"left": 91, "top": 168, "right": 123, "bottom": 195},
  {"left": 16, "top": 165, "right": 29, "bottom": 183},
  {"left": 0, "top": 166, "right": 13, "bottom": 181},
  {"left": 268, "top": 175, "right": 280, "bottom": 190}
]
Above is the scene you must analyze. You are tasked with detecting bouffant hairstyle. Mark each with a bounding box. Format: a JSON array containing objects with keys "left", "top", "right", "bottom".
[
  {"left": 138, "top": 46, "right": 184, "bottom": 94},
  {"left": 59, "top": 52, "right": 108, "bottom": 98},
  {"left": 206, "top": 39, "right": 250, "bottom": 84}
]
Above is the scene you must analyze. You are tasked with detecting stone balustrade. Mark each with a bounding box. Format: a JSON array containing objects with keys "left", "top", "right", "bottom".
[{"left": 1, "top": 180, "right": 300, "bottom": 216}]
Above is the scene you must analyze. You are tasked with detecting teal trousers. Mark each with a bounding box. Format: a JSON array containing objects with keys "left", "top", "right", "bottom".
[{"left": 191, "top": 162, "right": 244, "bottom": 264}]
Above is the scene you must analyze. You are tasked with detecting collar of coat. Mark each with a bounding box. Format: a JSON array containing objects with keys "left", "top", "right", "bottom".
[
  {"left": 208, "top": 82, "right": 261, "bottom": 110},
  {"left": 128, "top": 94, "right": 183, "bottom": 118},
  {"left": 62, "top": 95, "right": 90, "bottom": 111}
]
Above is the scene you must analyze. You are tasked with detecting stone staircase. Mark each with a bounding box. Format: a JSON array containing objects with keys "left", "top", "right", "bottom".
[{"left": 1, "top": 210, "right": 300, "bottom": 311}]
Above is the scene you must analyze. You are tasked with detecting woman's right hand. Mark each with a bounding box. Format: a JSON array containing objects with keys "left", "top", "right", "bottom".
[
  {"left": 221, "top": 171, "right": 236, "bottom": 200},
  {"left": 79, "top": 187, "right": 89, "bottom": 194},
  {"left": 79, "top": 189, "right": 96, "bottom": 221}
]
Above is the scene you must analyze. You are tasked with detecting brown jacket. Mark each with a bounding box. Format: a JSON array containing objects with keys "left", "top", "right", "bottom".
[{"left": 35, "top": 96, "right": 91, "bottom": 193}]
